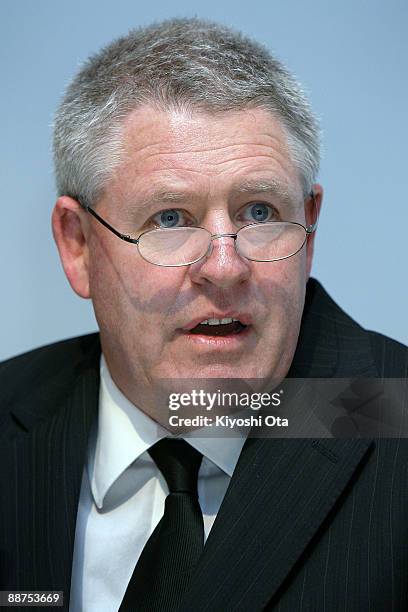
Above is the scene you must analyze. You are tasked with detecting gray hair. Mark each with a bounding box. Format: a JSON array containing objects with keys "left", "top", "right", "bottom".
[{"left": 53, "top": 17, "right": 320, "bottom": 206}]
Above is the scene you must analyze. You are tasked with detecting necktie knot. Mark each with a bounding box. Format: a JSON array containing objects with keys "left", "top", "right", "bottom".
[{"left": 148, "top": 438, "right": 203, "bottom": 495}]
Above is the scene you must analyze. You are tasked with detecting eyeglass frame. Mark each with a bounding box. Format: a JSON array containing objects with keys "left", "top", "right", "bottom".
[{"left": 77, "top": 191, "right": 318, "bottom": 267}]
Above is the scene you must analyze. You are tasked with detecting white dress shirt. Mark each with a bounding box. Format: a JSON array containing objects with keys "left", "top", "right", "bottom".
[{"left": 70, "top": 356, "right": 246, "bottom": 612}]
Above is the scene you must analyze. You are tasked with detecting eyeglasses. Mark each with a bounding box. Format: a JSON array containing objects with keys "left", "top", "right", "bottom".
[{"left": 79, "top": 192, "right": 318, "bottom": 267}]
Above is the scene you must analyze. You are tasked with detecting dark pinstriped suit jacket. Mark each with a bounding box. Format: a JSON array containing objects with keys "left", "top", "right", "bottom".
[{"left": 0, "top": 278, "right": 407, "bottom": 611}]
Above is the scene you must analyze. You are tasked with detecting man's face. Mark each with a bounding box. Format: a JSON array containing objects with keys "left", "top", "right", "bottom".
[{"left": 56, "top": 105, "right": 321, "bottom": 407}]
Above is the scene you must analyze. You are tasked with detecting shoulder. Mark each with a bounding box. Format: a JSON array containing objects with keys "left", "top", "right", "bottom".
[
  {"left": 0, "top": 333, "right": 101, "bottom": 416},
  {"left": 302, "top": 279, "right": 408, "bottom": 378},
  {"left": 366, "top": 330, "right": 408, "bottom": 377},
  {"left": 0, "top": 333, "right": 100, "bottom": 379}
]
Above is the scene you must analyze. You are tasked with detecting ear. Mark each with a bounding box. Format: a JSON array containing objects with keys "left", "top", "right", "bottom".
[
  {"left": 51, "top": 196, "right": 91, "bottom": 298},
  {"left": 305, "top": 184, "right": 323, "bottom": 280}
]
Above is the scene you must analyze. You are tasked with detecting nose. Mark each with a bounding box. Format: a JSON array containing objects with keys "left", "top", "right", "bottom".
[{"left": 189, "top": 232, "right": 251, "bottom": 288}]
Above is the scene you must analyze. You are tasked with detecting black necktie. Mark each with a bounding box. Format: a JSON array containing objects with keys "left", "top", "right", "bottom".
[{"left": 119, "top": 438, "right": 204, "bottom": 612}]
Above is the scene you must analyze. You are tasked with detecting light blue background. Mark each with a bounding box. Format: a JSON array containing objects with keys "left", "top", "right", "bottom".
[{"left": 1, "top": 0, "right": 407, "bottom": 361}]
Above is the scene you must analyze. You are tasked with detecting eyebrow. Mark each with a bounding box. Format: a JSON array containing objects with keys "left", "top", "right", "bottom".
[
  {"left": 132, "top": 178, "right": 298, "bottom": 212},
  {"left": 230, "top": 179, "right": 297, "bottom": 207},
  {"left": 133, "top": 190, "right": 192, "bottom": 212}
]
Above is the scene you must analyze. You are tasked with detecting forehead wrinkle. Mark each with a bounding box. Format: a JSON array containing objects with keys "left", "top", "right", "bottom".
[
  {"left": 135, "top": 140, "right": 288, "bottom": 167},
  {"left": 124, "top": 120, "right": 287, "bottom": 159}
]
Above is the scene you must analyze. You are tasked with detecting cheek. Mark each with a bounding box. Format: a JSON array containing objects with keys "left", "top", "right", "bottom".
[
  {"left": 255, "top": 256, "right": 307, "bottom": 374},
  {"left": 129, "top": 268, "right": 188, "bottom": 321},
  {"left": 88, "top": 236, "right": 188, "bottom": 332},
  {"left": 255, "top": 253, "right": 307, "bottom": 327}
]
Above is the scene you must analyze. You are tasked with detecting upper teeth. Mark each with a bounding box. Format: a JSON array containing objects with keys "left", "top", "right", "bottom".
[{"left": 199, "top": 318, "right": 239, "bottom": 325}]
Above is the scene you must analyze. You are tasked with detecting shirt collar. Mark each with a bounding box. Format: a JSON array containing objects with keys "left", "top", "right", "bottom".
[{"left": 89, "top": 355, "right": 246, "bottom": 509}]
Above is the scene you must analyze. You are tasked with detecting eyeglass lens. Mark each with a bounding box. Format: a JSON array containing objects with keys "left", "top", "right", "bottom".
[{"left": 138, "top": 223, "right": 307, "bottom": 266}]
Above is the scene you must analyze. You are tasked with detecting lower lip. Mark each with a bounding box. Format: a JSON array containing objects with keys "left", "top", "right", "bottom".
[{"left": 179, "top": 325, "right": 252, "bottom": 349}]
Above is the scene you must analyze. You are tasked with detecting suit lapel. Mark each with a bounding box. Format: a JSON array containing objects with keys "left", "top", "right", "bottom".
[
  {"left": 5, "top": 339, "right": 100, "bottom": 606},
  {"left": 181, "top": 280, "right": 378, "bottom": 611},
  {"left": 181, "top": 436, "right": 372, "bottom": 611}
]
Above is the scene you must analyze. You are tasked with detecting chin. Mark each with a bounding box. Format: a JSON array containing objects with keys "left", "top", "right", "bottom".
[{"left": 175, "top": 361, "right": 269, "bottom": 381}]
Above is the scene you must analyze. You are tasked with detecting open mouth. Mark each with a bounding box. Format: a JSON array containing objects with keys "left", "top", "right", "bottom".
[{"left": 189, "top": 318, "right": 247, "bottom": 337}]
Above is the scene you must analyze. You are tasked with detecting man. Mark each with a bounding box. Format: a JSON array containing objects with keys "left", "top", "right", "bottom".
[{"left": 0, "top": 17, "right": 407, "bottom": 612}]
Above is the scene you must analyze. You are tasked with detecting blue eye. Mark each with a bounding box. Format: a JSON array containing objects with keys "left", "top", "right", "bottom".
[
  {"left": 246, "top": 203, "right": 274, "bottom": 223},
  {"left": 150, "top": 208, "right": 195, "bottom": 230},
  {"left": 158, "top": 209, "right": 181, "bottom": 228}
]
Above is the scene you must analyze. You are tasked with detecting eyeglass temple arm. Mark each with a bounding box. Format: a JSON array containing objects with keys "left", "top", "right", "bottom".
[
  {"left": 306, "top": 190, "right": 319, "bottom": 234},
  {"left": 78, "top": 200, "right": 139, "bottom": 244}
]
